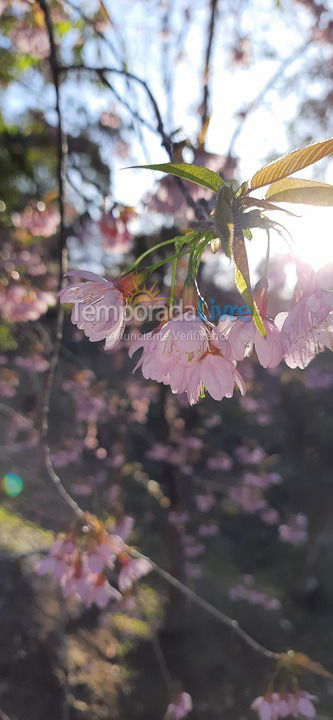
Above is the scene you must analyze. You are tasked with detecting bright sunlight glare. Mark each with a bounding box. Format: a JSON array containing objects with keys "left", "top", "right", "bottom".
[{"left": 285, "top": 205, "right": 333, "bottom": 270}]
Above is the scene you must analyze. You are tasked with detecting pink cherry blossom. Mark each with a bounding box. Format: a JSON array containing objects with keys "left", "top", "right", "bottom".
[
  {"left": 183, "top": 351, "right": 246, "bottom": 405},
  {"left": 251, "top": 690, "right": 317, "bottom": 720},
  {"left": 129, "top": 314, "right": 245, "bottom": 404},
  {"left": 130, "top": 313, "right": 210, "bottom": 374},
  {"left": 59, "top": 270, "right": 130, "bottom": 350},
  {"left": 165, "top": 691, "right": 193, "bottom": 719},
  {"left": 251, "top": 694, "right": 284, "bottom": 720},
  {"left": 290, "top": 691, "right": 317, "bottom": 718},
  {"left": 276, "top": 263, "right": 333, "bottom": 369},
  {"left": 36, "top": 530, "right": 125, "bottom": 608},
  {"left": 218, "top": 291, "right": 283, "bottom": 369}
]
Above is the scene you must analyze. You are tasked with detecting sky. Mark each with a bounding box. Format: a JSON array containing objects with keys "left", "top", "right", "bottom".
[{"left": 3, "top": 0, "right": 333, "bottom": 274}]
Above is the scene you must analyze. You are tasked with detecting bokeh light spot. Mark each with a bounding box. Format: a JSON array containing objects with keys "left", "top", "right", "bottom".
[{"left": 2, "top": 473, "right": 24, "bottom": 497}]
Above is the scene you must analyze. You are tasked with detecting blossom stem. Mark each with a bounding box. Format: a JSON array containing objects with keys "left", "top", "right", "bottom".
[
  {"left": 123, "top": 237, "right": 180, "bottom": 274},
  {"left": 145, "top": 247, "right": 192, "bottom": 274},
  {"left": 168, "top": 256, "right": 178, "bottom": 309}
]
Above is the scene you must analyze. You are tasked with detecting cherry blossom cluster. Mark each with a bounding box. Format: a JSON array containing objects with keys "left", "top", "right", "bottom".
[
  {"left": 251, "top": 690, "right": 317, "bottom": 720},
  {"left": 99, "top": 206, "right": 135, "bottom": 255},
  {"left": 165, "top": 692, "right": 193, "bottom": 720},
  {"left": 59, "top": 258, "right": 333, "bottom": 406},
  {"left": 12, "top": 203, "right": 60, "bottom": 239},
  {"left": 0, "top": 283, "right": 55, "bottom": 322},
  {"left": 36, "top": 512, "right": 151, "bottom": 608}
]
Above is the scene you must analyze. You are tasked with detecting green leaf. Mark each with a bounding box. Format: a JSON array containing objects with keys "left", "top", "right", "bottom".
[
  {"left": 265, "top": 177, "right": 333, "bottom": 205},
  {"left": 127, "top": 162, "right": 225, "bottom": 192},
  {"left": 232, "top": 234, "right": 266, "bottom": 337},
  {"left": 250, "top": 137, "right": 333, "bottom": 190}
]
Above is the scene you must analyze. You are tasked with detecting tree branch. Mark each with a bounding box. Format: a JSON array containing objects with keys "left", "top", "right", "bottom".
[
  {"left": 60, "top": 63, "right": 208, "bottom": 223},
  {"left": 133, "top": 549, "right": 280, "bottom": 662},
  {"left": 198, "top": 0, "right": 219, "bottom": 148},
  {"left": 38, "top": 0, "right": 82, "bottom": 518}
]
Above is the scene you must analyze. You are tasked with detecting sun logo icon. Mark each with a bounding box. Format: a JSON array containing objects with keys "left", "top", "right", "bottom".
[{"left": 128, "top": 279, "right": 165, "bottom": 309}]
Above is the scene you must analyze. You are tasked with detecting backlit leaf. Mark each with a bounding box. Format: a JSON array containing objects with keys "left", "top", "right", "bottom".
[
  {"left": 127, "top": 162, "right": 224, "bottom": 192},
  {"left": 250, "top": 137, "right": 333, "bottom": 190},
  {"left": 232, "top": 233, "right": 266, "bottom": 337},
  {"left": 266, "top": 177, "right": 333, "bottom": 205}
]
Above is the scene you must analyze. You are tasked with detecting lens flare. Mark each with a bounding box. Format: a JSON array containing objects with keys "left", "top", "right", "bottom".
[{"left": 2, "top": 473, "right": 24, "bottom": 497}]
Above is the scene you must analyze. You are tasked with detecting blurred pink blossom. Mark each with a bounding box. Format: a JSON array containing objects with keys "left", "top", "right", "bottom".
[
  {"left": 12, "top": 204, "right": 59, "bottom": 236},
  {"left": 15, "top": 354, "right": 49, "bottom": 373},
  {"left": 10, "top": 24, "right": 50, "bottom": 58},
  {"left": 51, "top": 440, "right": 83, "bottom": 468},
  {"left": 0, "top": 368, "right": 19, "bottom": 397},
  {"left": 0, "top": 284, "right": 55, "bottom": 322},
  {"left": 279, "top": 514, "right": 308, "bottom": 545},
  {"left": 207, "top": 454, "right": 233, "bottom": 471},
  {"left": 198, "top": 523, "right": 219, "bottom": 537},
  {"left": 165, "top": 691, "right": 193, "bottom": 719},
  {"left": 229, "top": 484, "right": 266, "bottom": 513},
  {"left": 195, "top": 494, "right": 215, "bottom": 512},
  {"left": 260, "top": 508, "right": 280, "bottom": 525},
  {"left": 229, "top": 575, "right": 280, "bottom": 612},
  {"left": 235, "top": 446, "right": 266, "bottom": 465},
  {"left": 118, "top": 555, "right": 152, "bottom": 592},
  {"left": 99, "top": 209, "right": 134, "bottom": 254}
]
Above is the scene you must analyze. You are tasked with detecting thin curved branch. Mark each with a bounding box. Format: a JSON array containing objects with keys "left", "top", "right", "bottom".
[
  {"left": 60, "top": 63, "right": 208, "bottom": 223},
  {"left": 198, "top": 0, "right": 219, "bottom": 147},
  {"left": 38, "top": 0, "right": 83, "bottom": 518},
  {"left": 131, "top": 549, "right": 279, "bottom": 661}
]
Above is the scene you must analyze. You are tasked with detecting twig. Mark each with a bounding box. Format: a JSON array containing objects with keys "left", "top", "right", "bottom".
[
  {"left": 60, "top": 64, "right": 208, "bottom": 223},
  {"left": 198, "top": 0, "right": 219, "bottom": 147},
  {"left": 38, "top": 0, "right": 83, "bottom": 519}
]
